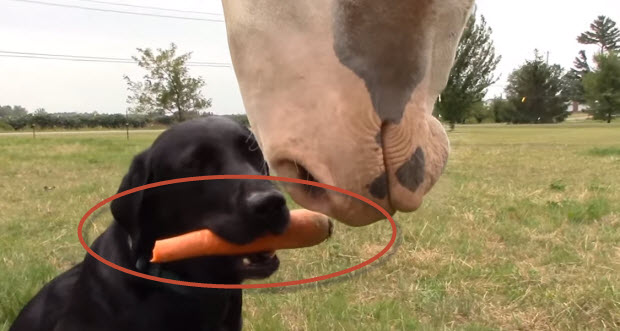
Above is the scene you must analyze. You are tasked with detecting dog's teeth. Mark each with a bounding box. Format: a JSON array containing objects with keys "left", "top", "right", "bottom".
[
  {"left": 269, "top": 251, "right": 276, "bottom": 258},
  {"left": 243, "top": 258, "right": 251, "bottom": 266}
]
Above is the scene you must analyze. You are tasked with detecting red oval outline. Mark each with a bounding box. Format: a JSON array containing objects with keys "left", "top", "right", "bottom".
[{"left": 78, "top": 175, "right": 397, "bottom": 289}]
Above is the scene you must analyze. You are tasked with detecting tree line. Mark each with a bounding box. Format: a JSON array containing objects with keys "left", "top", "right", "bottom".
[
  {"left": 437, "top": 14, "right": 620, "bottom": 129},
  {"left": 0, "top": 107, "right": 248, "bottom": 131}
]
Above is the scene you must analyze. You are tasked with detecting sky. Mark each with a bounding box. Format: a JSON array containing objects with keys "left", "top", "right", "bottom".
[{"left": 0, "top": 0, "right": 618, "bottom": 115}]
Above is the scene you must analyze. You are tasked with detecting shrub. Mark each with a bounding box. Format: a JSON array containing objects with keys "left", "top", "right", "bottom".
[{"left": 0, "top": 119, "right": 14, "bottom": 131}]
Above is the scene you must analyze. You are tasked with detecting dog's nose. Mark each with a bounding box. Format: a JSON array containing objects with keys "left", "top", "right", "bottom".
[{"left": 246, "top": 191, "right": 286, "bottom": 217}]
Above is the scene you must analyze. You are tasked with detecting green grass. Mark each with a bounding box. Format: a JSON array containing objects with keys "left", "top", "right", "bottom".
[
  {"left": 1, "top": 122, "right": 620, "bottom": 330},
  {"left": 589, "top": 147, "right": 620, "bottom": 157}
]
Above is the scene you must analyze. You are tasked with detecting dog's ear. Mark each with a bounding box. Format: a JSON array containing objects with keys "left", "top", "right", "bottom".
[{"left": 110, "top": 149, "right": 151, "bottom": 243}]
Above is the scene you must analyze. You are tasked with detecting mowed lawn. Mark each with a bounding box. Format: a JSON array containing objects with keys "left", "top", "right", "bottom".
[{"left": 1, "top": 123, "right": 619, "bottom": 330}]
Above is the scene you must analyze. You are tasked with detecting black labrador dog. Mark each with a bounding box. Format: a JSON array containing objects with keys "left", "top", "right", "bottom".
[{"left": 11, "top": 116, "right": 290, "bottom": 331}]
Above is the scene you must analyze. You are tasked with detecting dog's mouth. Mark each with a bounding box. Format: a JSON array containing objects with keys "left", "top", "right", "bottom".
[
  {"left": 153, "top": 251, "right": 280, "bottom": 284},
  {"left": 235, "top": 251, "right": 280, "bottom": 280}
]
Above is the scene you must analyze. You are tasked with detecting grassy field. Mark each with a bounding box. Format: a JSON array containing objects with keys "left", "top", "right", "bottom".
[{"left": 1, "top": 122, "right": 619, "bottom": 330}]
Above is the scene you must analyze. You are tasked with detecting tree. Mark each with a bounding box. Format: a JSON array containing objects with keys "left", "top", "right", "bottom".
[
  {"left": 568, "top": 16, "right": 620, "bottom": 108},
  {"left": 3, "top": 111, "right": 156, "bottom": 130},
  {"left": 32, "top": 108, "right": 53, "bottom": 129},
  {"left": 562, "top": 71, "right": 586, "bottom": 105},
  {"left": 124, "top": 43, "right": 212, "bottom": 122},
  {"left": 583, "top": 52, "right": 620, "bottom": 123},
  {"left": 489, "top": 97, "right": 516, "bottom": 123},
  {"left": 6, "top": 115, "right": 32, "bottom": 130},
  {"left": 577, "top": 16, "right": 620, "bottom": 53},
  {"left": 467, "top": 101, "right": 493, "bottom": 123},
  {"left": 573, "top": 50, "right": 592, "bottom": 74},
  {"left": 505, "top": 51, "right": 569, "bottom": 123},
  {"left": 0, "top": 105, "right": 28, "bottom": 118},
  {"left": 436, "top": 13, "right": 501, "bottom": 130},
  {"left": 562, "top": 51, "right": 591, "bottom": 104}
]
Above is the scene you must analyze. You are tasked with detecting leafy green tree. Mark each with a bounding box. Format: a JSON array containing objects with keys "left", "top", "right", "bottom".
[
  {"left": 0, "top": 105, "right": 9, "bottom": 118},
  {"left": 32, "top": 108, "right": 54, "bottom": 129},
  {"left": 0, "top": 105, "right": 28, "bottom": 118},
  {"left": 583, "top": 52, "right": 620, "bottom": 123},
  {"left": 489, "top": 97, "right": 516, "bottom": 123},
  {"left": 0, "top": 119, "right": 13, "bottom": 131},
  {"left": 467, "top": 101, "right": 493, "bottom": 123},
  {"left": 124, "top": 43, "right": 212, "bottom": 122},
  {"left": 436, "top": 13, "right": 501, "bottom": 130},
  {"left": 3, "top": 111, "right": 156, "bottom": 130},
  {"left": 505, "top": 51, "right": 569, "bottom": 123},
  {"left": 6, "top": 115, "right": 32, "bottom": 130},
  {"left": 577, "top": 16, "right": 620, "bottom": 53}
]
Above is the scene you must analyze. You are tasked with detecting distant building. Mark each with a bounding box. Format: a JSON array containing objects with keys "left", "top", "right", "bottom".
[{"left": 568, "top": 101, "right": 589, "bottom": 113}]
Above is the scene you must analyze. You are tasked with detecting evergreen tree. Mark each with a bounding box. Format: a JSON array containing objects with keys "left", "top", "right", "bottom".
[
  {"left": 583, "top": 52, "right": 620, "bottom": 123},
  {"left": 577, "top": 16, "right": 620, "bottom": 53},
  {"left": 569, "top": 16, "right": 620, "bottom": 112},
  {"left": 505, "top": 51, "right": 569, "bottom": 123},
  {"left": 573, "top": 50, "right": 592, "bottom": 74},
  {"left": 436, "top": 13, "right": 501, "bottom": 130},
  {"left": 562, "top": 51, "right": 590, "bottom": 104}
]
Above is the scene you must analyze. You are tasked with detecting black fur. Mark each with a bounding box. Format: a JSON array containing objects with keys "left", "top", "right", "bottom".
[{"left": 10, "top": 116, "right": 290, "bottom": 331}]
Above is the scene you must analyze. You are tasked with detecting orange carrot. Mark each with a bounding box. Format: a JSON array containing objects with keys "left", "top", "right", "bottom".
[{"left": 151, "top": 209, "right": 332, "bottom": 263}]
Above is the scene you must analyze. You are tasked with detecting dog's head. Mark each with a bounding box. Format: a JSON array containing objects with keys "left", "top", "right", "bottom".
[{"left": 110, "top": 116, "right": 289, "bottom": 284}]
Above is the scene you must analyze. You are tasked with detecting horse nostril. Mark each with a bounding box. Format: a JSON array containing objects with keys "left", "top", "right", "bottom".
[{"left": 247, "top": 191, "right": 286, "bottom": 216}]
